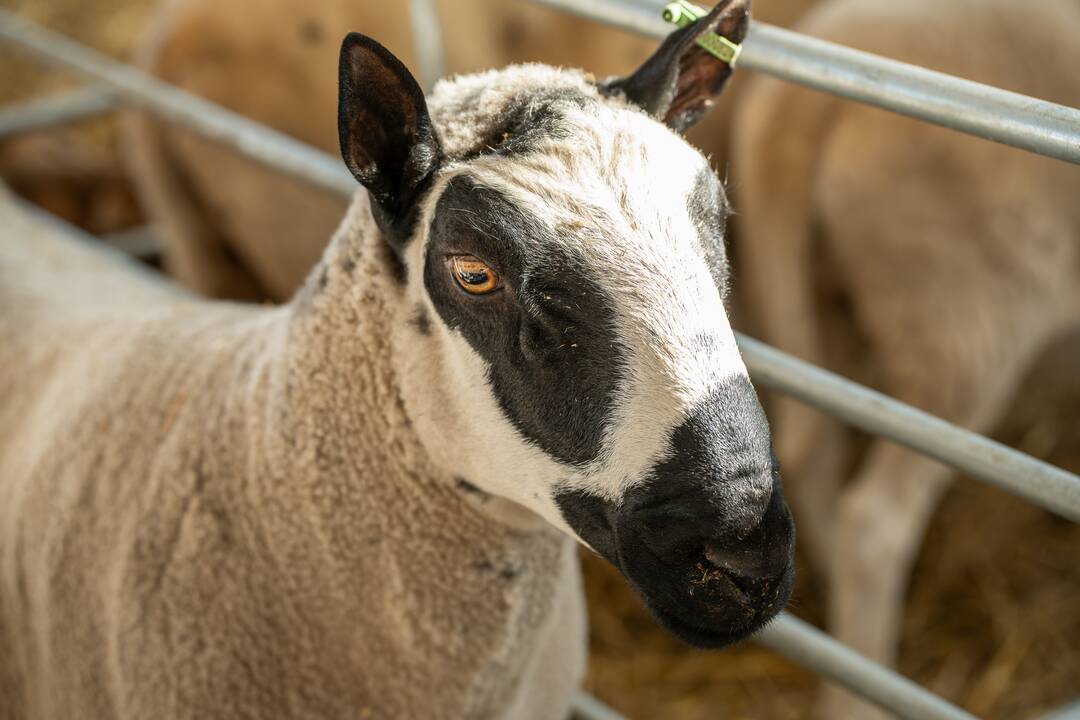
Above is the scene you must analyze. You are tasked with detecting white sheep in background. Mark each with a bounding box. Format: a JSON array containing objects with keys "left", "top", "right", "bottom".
[
  {"left": 0, "top": 3, "right": 796, "bottom": 717},
  {"left": 732, "top": 0, "right": 1080, "bottom": 717}
]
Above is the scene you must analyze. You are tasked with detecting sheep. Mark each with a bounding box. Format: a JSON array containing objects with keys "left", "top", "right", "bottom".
[
  {"left": 731, "top": 0, "right": 1080, "bottom": 716},
  {"left": 0, "top": 4, "right": 796, "bottom": 718},
  {"left": 124, "top": 0, "right": 817, "bottom": 301}
]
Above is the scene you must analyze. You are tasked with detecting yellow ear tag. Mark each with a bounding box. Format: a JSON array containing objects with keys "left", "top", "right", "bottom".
[{"left": 661, "top": 0, "right": 744, "bottom": 66}]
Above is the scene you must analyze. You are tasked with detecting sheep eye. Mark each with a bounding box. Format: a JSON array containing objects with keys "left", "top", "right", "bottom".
[{"left": 450, "top": 255, "right": 501, "bottom": 295}]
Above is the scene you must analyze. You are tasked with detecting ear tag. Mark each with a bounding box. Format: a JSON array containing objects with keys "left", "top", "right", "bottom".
[{"left": 662, "top": 0, "right": 744, "bottom": 65}]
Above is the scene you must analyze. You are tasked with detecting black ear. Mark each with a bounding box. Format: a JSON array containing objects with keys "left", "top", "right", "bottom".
[
  {"left": 338, "top": 32, "right": 443, "bottom": 243},
  {"left": 602, "top": 0, "right": 751, "bottom": 133}
]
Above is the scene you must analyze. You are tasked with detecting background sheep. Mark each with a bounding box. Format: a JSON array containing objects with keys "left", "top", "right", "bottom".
[
  {"left": 0, "top": 6, "right": 797, "bottom": 716},
  {"left": 732, "top": 0, "right": 1080, "bottom": 716},
  {"left": 123, "top": 0, "right": 816, "bottom": 301}
]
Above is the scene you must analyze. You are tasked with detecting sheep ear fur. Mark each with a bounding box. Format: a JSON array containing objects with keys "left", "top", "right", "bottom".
[
  {"left": 338, "top": 32, "right": 443, "bottom": 245},
  {"left": 602, "top": 0, "right": 751, "bottom": 133}
]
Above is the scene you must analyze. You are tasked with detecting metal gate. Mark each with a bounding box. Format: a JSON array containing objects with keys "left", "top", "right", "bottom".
[{"left": 1, "top": 2, "right": 1078, "bottom": 718}]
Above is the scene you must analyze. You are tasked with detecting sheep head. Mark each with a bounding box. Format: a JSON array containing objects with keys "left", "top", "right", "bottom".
[{"left": 335, "top": 0, "right": 793, "bottom": 650}]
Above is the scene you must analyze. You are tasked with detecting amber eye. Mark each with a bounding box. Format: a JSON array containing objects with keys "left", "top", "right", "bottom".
[{"left": 450, "top": 255, "right": 501, "bottom": 295}]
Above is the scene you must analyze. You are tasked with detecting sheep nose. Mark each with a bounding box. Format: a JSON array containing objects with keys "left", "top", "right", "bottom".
[
  {"left": 702, "top": 483, "right": 795, "bottom": 586},
  {"left": 705, "top": 543, "right": 774, "bottom": 580},
  {"left": 622, "top": 374, "right": 795, "bottom": 586},
  {"left": 626, "top": 469, "right": 793, "bottom": 582}
]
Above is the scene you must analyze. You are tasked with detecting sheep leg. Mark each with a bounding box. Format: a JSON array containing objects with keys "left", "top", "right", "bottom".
[
  {"left": 814, "top": 307, "right": 1055, "bottom": 720},
  {"left": 820, "top": 441, "right": 953, "bottom": 720}
]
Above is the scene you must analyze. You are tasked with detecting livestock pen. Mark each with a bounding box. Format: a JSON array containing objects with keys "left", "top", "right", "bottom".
[{"left": 1, "top": 0, "right": 1078, "bottom": 717}]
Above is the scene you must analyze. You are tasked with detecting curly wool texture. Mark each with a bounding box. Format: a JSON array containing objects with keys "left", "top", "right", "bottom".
[{"left": 0, "top": 182, "right": 586, "bottom": 719}]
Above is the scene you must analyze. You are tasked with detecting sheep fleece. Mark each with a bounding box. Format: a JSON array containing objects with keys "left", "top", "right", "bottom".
[{"left": 0, "top": 186, "right": 586, "bottom": 720}]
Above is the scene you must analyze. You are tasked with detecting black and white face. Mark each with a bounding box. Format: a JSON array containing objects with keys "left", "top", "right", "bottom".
[{"left": 339, "top": 0, "right": 793, "bottom": 648}]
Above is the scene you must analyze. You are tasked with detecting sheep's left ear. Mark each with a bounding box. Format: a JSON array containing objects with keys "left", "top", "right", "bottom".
[
  {"left": 338, "top": 32, "right": 443, "bottom": 243},
  {"left": 602, "top": 0, "right": 751, "bottom": 133}
]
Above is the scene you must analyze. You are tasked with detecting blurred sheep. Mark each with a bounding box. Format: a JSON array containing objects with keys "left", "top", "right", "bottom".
[{"left": 732, "top": 0, "right": 1080, "bottom": 716}]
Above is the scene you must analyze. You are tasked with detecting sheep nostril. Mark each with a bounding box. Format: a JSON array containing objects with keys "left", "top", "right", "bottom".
[{"left": 704, "top": 543, "right": 774, "bottom": 582}]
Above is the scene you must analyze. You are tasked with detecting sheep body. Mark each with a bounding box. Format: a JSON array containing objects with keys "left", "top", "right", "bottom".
[{"left": 0, "top": 185, "right": 586, "bottom": 719}]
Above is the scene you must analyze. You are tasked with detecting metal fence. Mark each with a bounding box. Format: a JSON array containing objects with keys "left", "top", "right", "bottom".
[{"left": 1, "top": 2, "right": 1078, "bottom": 718}]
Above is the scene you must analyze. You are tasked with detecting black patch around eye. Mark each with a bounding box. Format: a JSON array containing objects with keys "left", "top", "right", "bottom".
[{"left": 423, "top": 175, "right": 624, "bottom": 467}]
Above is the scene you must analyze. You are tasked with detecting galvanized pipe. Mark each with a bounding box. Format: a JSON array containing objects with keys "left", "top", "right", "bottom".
[
  {"left": 737, "top": 334, "right": 1080, "bottom": 522},
  {"left": 1041, "top": 699, "right": 1080, "bottom": 720},
  {"left": 572, "top": 693, "right": 628, "bottom": 720},
  {"left": 524, "top": 0, "right": 1080, "bottom": 165},
  {"left": 757, "top": 614, "right": 977, "bottom": 720},
  {"left": 570, "top": 611, "right": 979, "bottom": 720},
  {"left": 0, "top": 84, "right": 118, "bottom": 139},
  {"left": 0, "top": 9, "right": 357, "bottom": 198}
]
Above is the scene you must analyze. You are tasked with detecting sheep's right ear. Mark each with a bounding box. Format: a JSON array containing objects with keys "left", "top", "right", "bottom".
[{"left": 338, "top": 32, "right": 443, "bottom": 243}]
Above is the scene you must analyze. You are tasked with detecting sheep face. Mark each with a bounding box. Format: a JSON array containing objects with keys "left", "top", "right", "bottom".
[{"left": 339, "top": 0, "right": 793, "bottom": 649}]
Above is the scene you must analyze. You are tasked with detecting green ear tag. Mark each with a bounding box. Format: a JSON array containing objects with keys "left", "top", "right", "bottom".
[{"left": 661, "top": 0, "right": 743, "bottom": 65}]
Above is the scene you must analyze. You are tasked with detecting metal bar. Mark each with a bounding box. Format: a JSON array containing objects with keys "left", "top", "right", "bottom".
[
  {"left": 575, "top": 612, "right": 981, "bottom": 720},
  {"left": 757, "top": 614, "right": 977, "bottom": 720},
  {"left": 742, "top": 22, "right": 1080, "bottom": 164},
  {"left": 524, "top": 0, "right": 1080, "bottom": 165},
  {"left": 4, "top": 11, "right": 1076, "bottom": 522},
  {"left": 0, "top": 9, "right": 357, "bottom": 199},
  {"left": 737, "top": 334, "right": 1080, "bottom": 522},
  {"left": 0, "top": 84, "right": 119, "bottom": 139},
  {"left": 1042, "top": 699, "right": 1080, "bottom": 720},
  {"left": 572, "top": 693, "right": 628, "bottom": 720},
  {"left": 408, "top": 0, "right": 448, "bottom": 93}
]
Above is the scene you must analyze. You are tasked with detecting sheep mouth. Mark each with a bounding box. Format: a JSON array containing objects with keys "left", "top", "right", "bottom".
[
  {"left": 612, "top": 540, "right": 795, "bottom": 649},
  {"left": 556, "top": 484, "right": 795, "bottom": 648}
]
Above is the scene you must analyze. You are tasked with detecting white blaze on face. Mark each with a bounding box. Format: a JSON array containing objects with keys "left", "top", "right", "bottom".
[
  {"left": 468, "top": 105, "right": 749, "bottom": 502},
  {"left": 595, "top": 114, "right": 747, "bottom": 500}
]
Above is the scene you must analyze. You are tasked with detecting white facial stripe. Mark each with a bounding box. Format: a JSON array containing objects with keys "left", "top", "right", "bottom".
[{"left": 466, "top": 105, "right": 749, "bottom": 500}]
